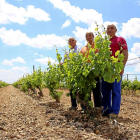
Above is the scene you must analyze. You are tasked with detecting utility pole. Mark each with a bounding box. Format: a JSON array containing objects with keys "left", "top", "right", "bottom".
[
  {"left": 33, "top": 65, "right": 35, "bottom": 72},
  {"left": 33, "top": 65, "right": 36, "bottom": 94}
]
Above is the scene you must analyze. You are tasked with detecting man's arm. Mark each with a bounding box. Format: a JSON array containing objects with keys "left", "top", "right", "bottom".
[
  {"left": 120, "top": 49, "right": 128, "bottom": 75},
  {"left": 80, "top": 47, "right": 84, "bottom": 54},
  {"left": 122, "top": 50, "right": 128, "bottom": 66}
]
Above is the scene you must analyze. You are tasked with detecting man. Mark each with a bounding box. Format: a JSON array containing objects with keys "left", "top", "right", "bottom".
[
  {"left": 80, "top": 32, "right": 101, "bottom": 110},
  {"left": 81, "top": 32, "right": 99, "bottom": 60},
  {"left": 102, "top": 24, "right": 128, "bottom": 119},
  {"left": 62, "top": 37, "right": 80, "bottom": 110}
]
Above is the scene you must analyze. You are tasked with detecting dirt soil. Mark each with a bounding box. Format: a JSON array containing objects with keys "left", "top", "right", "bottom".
[{"left": 0, "top": 85, "right": 140, "bottom": 140}]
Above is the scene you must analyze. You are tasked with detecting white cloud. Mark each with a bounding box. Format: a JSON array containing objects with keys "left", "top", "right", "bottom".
[
  {"left": 2, "top": 60, "right": 14, "bottom": 66},
  {"left": 34, "top": 53, "right": 44, "bottom": 57},
  {"left": 131, "top": 42, "right": 140, "bottom": 55},
  {"left": 136, "top": 0, "right": 140, "bottom": 5},
  {"left": 11, "top": 57, "right": 25, "bottom": 63},
  {"left": 120, "top": 18, "right": 140, "bottom": 38},
  {"left": 0, "top": 27, "right": 68, "bottom": 49},
  {"left": 35, "top": 57, "right": 56, "bottom": 65},
  {"left": 12, "top": 67, "right": 28, "bottom": 72},
  {"left": 103, "top": 21, "right": 119, "bottom": 30},
  {"left": 47, "top": 0, "right": 119, "bottom": 42},
  {"left": 126, "top": 52, "right": 139, "bottom": 67},
  {"left": 2, "top": 57, "right": 25, "bottom": 66},
  {"left": 34, "top": 53, "right": 38, "bottom": 55},
  {"left": 47, "top": 0, "right": 103, "bottom": 26},
  {"left": 0, "top": 67, "right": 29, "bottom": 84},
  {"left": 61, "top": 19, "right": 71, "bottom": 29},
  {"left": 0, "top": 27, "right": 30, "bottom": 45},
  {"left": 25, "top": 5, "right": 51, "bottom": 21},
  {"left": 0, "top": 0, "right": 51, "bottom": 25},
  {"left": 135, "top": 63, "right": 140, "bottom": 72},
  {"left": 73, "top": 26, "right": 88, "bottom": 42},
  {"left": 29, "top": 34, "right": 67, "bottom": 49},
  {"left": 124, "top": 52, "right": 140, "bottom": 79},
  {"left": 72, "top": 21, "right": 119, "bottom": 42}
]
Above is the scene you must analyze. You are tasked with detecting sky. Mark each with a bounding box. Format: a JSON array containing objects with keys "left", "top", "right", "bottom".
[{"left": 0, "top": 0, "right": 140, "bottom": 84}]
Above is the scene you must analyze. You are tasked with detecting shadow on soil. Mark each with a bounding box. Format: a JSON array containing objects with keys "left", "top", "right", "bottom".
[
  {"left": 39, "top": 101, "right": 134, "bottom": 140},
  {"left": 17, "top": 87, "right": 138, "bottom": 139}
]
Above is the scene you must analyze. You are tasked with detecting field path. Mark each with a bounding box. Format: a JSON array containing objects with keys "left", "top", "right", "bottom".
[{"left": 0, "top": 85, "right": 140, "bottom": 139}]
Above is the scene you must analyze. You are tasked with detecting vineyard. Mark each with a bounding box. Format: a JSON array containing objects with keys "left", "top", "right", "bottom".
[
  {"left": 12, "top": 75, "right": 140, "bottom": 97},
  {"left": 0, "top": 80, "right": 9, "bottom": 88},
  {"left": 0, "top": 26, "right": 140, "bottom": 139},
  {"left": 121, "top": 78, "right": 140, "bottom": 95},
  {"left": 12, "top": 26, "right": 125, "bottom": 113},
  {"left": 0, "top": 84, "right": 140, "bottom": 139},
  {"left": 2, "top": 77, "right": 140, "bottom": 96},
  {"left": 8, "top": 26, "right": 140, "bottom": 111}
]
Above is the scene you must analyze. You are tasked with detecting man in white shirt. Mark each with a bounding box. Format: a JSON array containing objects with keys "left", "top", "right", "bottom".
[{"left": 62, "top": 37, "right": 80, "bottom": 110}]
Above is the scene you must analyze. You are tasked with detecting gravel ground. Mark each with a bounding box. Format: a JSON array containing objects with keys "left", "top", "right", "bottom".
[{"left": 0, "top": 85, "right": 140, "bottom": 140}]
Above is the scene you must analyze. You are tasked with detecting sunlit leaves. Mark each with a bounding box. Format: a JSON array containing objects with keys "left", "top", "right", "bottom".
[
  {"left": 13, "top": 25, "right": 125, "bottom": 107},
  {"left": 95, "top": 27, "right": 98, "bottom": 31},
  {"left": 115, "top": 50, "right": 120, "bottom": 57}
]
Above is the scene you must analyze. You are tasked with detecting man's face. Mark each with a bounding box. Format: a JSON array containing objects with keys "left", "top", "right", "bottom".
[
  {"left": 107, "top": 25, "right": 117, "bottom": 37},
  {"left": 69, "top": 38, "right": 76, "bottom": 48},
  {"left": 86, "top": 32, "right": 94, "bottom": 43}
]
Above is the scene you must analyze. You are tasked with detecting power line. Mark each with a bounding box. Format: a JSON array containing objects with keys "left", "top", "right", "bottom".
[
  {"left": 126, "top": 61, "right": 140, "bottom": 66},
  {"left": 123, "top": 74, "right": 140, "bottom": 75},
  {"left": 127, "top": 57, "right": 140, "bottom": 61}
]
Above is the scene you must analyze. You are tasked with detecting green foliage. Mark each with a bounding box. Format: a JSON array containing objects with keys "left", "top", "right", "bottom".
[
  {"left": 12, "top": 25, "right": 126, "bottom": 105},
  {"left": 12, "top": 77, "right": 28, "bottom": 92},
  {"left": 12, "top": 75, "right": 33, "bottom": 93},
  {"left": 43, "top": 50, "right": 64, "bottom": 100},
  {"left": 20, "top": 78, "right": 29, "bottom": 92},
  {"left": 0, "top": 80, "right": 9, "bottom": 88},
  {"left": 121, "top": 78, "right": 130, "bottom": 90},
  {"left": 88, "top": 101, "right": 93, "bottom": 108},
  {"left": 62, "top": 25, "right": 124, "bottom": 103},
  {"left": 121, "top": 77, "right": 140, "bottom": 94},
  {"left": 32, "top": 67, "right": 45, "bottom": 91},
  {"left": 12, "top": 67, "right": 45, "bottom": 96},
  {"left": 12, "top": 80, "right": 20, "bottom": 88}
]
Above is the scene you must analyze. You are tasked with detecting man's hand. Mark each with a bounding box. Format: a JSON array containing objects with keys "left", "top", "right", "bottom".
[{"left": 59, "top": 62, "right": 63, "bottom": 66}]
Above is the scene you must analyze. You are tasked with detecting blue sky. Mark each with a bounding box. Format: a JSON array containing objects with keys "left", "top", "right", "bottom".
[{"left": 0, "top": 0, "right": 140, "bottom": 84}]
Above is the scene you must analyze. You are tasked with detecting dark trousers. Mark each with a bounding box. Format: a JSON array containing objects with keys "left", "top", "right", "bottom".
[
  {"left": 92, "top": 77, "right": 102, "bottom": 107},
  {"left": 81, "top": 77, "right": 101, "bottom": 110},
  {"left": 70, "top": 77, "right": 101, "bottom": 109},
  {"left": 70, "top": 89, "right": 77, "bottom": 107}
]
